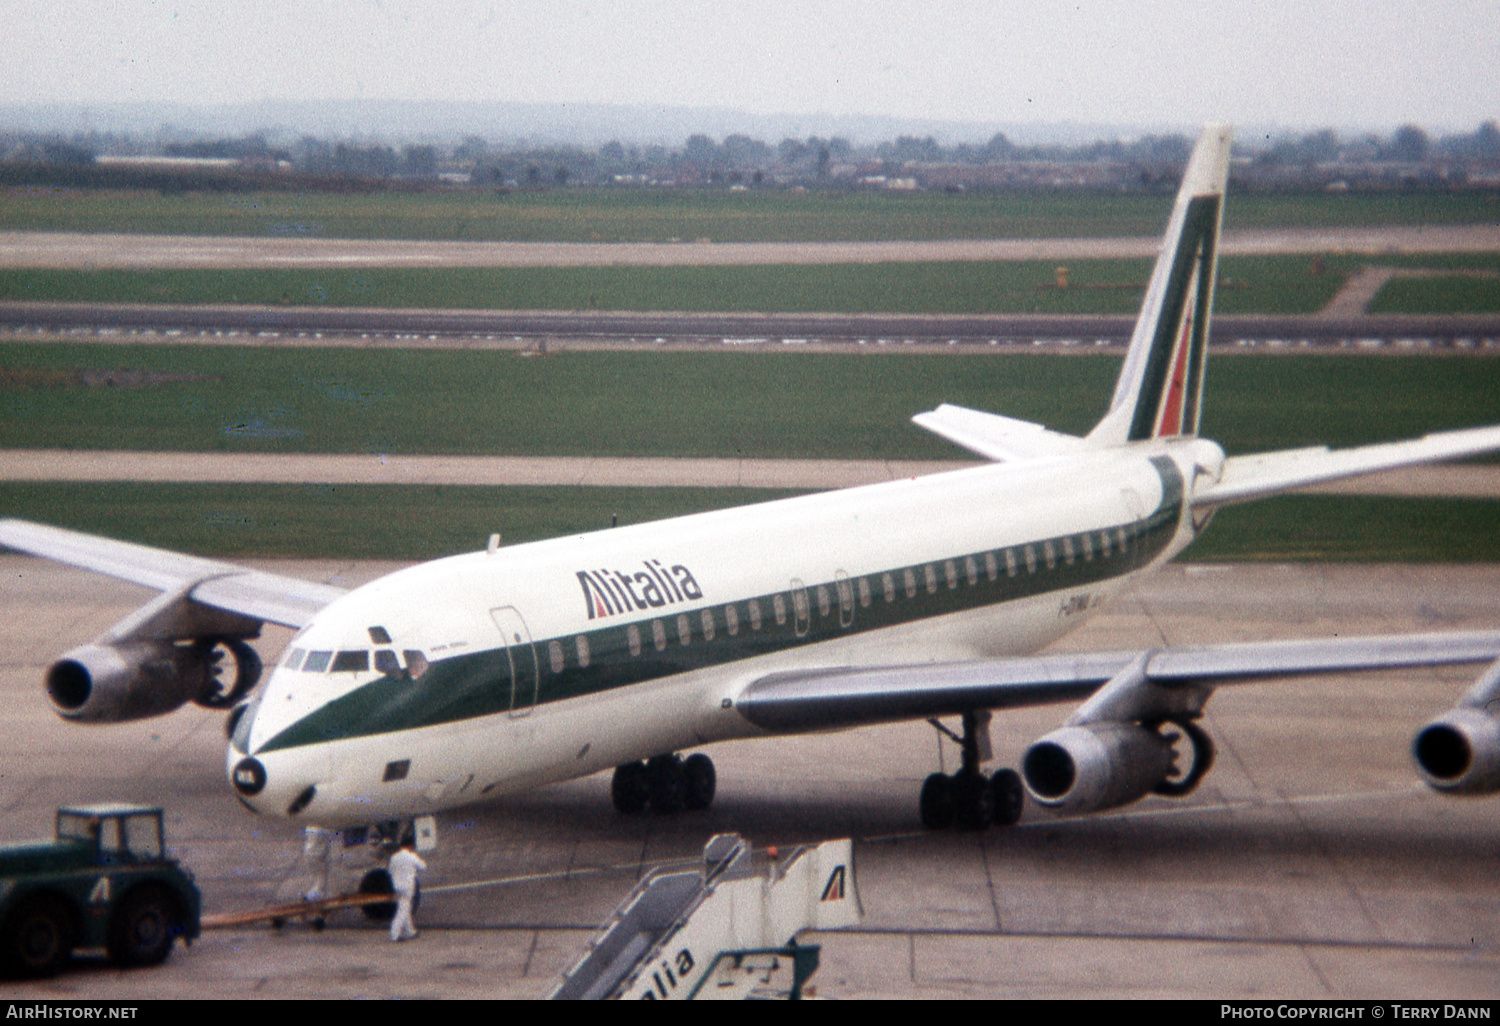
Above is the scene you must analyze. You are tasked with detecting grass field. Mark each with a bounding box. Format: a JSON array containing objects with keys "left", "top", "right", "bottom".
[
  {"left": 5, "top": 186, "right": 1499, "bottom": 242},
  {"left": 1, "top": 481, "right": 1494, "bottom": 563},
  {"left": 1370, "top": 274, "right": 1500, "bottom": 314},
  {"left": 2, "top": 346, "right": 1497, "bottom": 561},
  {"left": 5, "top": 254, "right": 1498, "bottom": 315},
  {"left": 0, "top": 481, "right": 805, "bottom": 560},
  {"left": 2, "top": 260, "right": 1174, "bottom": 314},
  {"left": 5, "top": 346, "right": 1498, "bottom": 459},
  {"left": 1184, "top": 495, "right": 1500, "bottom": 563}
]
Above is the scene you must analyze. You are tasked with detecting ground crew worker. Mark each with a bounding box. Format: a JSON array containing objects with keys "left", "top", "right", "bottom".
[{"left": 387, "top": 839, "right": 427, "bottom": 942}]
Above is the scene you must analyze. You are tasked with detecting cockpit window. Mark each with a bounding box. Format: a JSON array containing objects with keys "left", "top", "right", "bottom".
[
  {"left": 374, "top": 650, "right": 401, "bottom": 675},
  {"left": 331, "top": 650, "right": 370, "bottom": 673},
  {"left": 368, "top": 626, "right": 392, "bottom": 644},
  {"left": 282, "top": 648, "right": 306, "bottom": 670},
  {"left": 304, "top": 651, "right": 333, "bottom": 673},
  {"left": 403, "top": 650, "right": 429, "bottom": 680}
]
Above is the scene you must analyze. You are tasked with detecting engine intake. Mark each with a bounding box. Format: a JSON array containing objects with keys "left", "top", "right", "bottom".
[
  {"left": 1023, "top": 721, "right": 1180, "bottom": 815},
  {"left": 1414, "top": 707, "right": 1500, "bottom": 796}
]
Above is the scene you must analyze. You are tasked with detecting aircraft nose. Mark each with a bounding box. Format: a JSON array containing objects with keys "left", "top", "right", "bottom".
[{"left": 227, "top": 738, "right": 333, "bottom": 818}]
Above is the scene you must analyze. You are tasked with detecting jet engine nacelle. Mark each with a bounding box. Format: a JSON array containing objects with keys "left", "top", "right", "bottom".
[
  {"left": 1021, "top": 722, "right": 1176, "bottom": 815},
  {"left": 1413, "top": 707, "right": 1500, "bottom": 796},
  {"left": 46, "top": 637, "right": 262, "bottom": 722}
]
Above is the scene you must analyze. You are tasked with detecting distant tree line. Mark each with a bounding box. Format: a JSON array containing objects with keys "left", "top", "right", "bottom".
[{"left": 2, "top": 121, "right": 1497, "bottom": 194}]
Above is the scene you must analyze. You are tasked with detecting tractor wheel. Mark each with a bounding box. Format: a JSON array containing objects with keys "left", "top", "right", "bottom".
[
  {"left": 1, "top": 895, "right": 75, "bottom": 978},
  {"left": 107, "top": 886, "right": 181, "bottom": 968}
]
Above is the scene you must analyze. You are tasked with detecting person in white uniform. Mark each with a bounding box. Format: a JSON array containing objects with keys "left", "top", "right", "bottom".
[{"left": 387, "top": 840, "right": 427, "bottom": 942}]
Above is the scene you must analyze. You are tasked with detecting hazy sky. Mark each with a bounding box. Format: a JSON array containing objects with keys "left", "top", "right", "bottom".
[{"left": 6, "top": 0, "right": 1498, "bottom": 135}]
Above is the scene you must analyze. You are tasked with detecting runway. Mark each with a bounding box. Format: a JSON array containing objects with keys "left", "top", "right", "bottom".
[{"left": 2, "top": 559, "right": 1498, "bottom": 999}]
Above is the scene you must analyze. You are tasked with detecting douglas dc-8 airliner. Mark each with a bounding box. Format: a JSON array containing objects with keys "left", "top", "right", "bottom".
[{"left": 6, "top": 125, "right": 1500, "bottom": 842}]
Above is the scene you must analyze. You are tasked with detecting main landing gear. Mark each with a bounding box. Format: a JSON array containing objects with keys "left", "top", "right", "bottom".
[
  {"left": 919, "top": 710, "right": 1025, "bottom": 831},
  {"left": 611, "top": 753, "right": 716, "bottom": 815}
]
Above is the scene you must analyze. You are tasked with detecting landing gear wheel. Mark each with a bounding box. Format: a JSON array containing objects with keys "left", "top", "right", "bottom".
[
  {"left": 989, "top": 768, "right": 1025, "bottom": 827},
  {"left": 646, "top": 754, "right": 686, "bottom": 815},
  {"left": 611, "top": 761, "right": 649, "bottom": 814},
  {"left": 107, "top": 886, "right": 180, "bottom": 968},
  {"left": 683, "top": 753, "right": 716, "bottom": 811},
  {"left": 194, "top": 637, "right": 263, "bottom": 709},
  {"left": 919, "top": 772, "right": 955, "bottom": 831},
  {"left": 1, "top": 896, "right": 73, "bottom": 978},
  {"left": 952, "top": 770, "right": 994, "bottom": 830},
  {"left": 358, "top": 868, "right": 397, "bottom": 922}
]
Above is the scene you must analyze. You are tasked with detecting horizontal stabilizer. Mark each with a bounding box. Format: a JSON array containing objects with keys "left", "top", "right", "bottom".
[
  {"left": 1195, "top": 424, "right": 1500, "bottom": 506},
  {"left": 912, "top": 403, "right": 1087, "bottom": 462}
]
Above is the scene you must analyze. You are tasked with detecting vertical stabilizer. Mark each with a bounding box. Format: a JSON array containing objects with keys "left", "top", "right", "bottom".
[{"left": 1088, "top": 124, "right": 1232, "bottom": 446}]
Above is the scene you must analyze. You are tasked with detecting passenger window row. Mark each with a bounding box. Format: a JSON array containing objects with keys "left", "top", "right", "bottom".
[
  {"left": 275, "top": 524, "right": 1148, "bottom": 696},
  {"left": 536, "top": 521, "right": 1145, "bottom": 678}
]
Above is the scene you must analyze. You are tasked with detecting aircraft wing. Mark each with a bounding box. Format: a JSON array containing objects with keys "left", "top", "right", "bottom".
[
  {"left": 0, "top": 518, "right": 346, "bottom": 629},
  {"left": 911, "top": 403, "right": 1088, "bottom": 462},
  {"left": 1193, "top": 424, "right": 1500, "bottom": 507},
  {"left": 733, "top": 630, "right": 1500, "bottom": 733}
]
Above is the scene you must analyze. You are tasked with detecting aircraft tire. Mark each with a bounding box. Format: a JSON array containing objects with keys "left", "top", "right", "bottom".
[
  {"left": 358, "top": 869, "right": 397, "bottom": 922},
  {"left": 683, "top": 753, "right": 716, "bottom": 811},
  {"left": 646, "top": 755, "right": 686, "bottom": 815},
  {"left": 953, "top": 770, "right": 994, "bottom": 830},
  {"left": 989, "top": 768, "right": 1025, "bottom": 826},
  {"left": 919, "top": 772, "right": 955, "bottom": 830},
  {"left": 611, "top": 762, "right": 649, "bottom": 814}
]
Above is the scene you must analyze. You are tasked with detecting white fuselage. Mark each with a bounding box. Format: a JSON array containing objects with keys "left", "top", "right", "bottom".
[{"left": 226, "top": 437, "right": 1224, "bottom": 826}]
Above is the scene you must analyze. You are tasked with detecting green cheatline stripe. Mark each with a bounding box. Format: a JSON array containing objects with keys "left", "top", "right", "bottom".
[{"left": 250, "top": 460, "right": 1183, "bottom": 751}]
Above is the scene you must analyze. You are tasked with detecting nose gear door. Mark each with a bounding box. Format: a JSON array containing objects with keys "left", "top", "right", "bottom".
[{"left": 489, "top": 607, "right": 538, "bottom": 718}]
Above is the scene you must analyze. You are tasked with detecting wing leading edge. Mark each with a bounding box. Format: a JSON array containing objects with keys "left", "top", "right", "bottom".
[
  {"left": 0, "top": 518, "right": 345, "bottom": 630},
  {"left": 733, "top": 630, "right": 1500, "bottom": 733},
  {"left": 1193, "top": 424, "right": 1500, "bottom": 507}
]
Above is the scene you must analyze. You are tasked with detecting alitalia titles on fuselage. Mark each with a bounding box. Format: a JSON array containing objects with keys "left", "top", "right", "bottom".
[{"left": 577, "top": 560, "right": 705, "bottom": 620}]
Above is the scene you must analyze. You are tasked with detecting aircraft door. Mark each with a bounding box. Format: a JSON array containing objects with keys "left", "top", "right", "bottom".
[{"left": 489, "top": 606, "right": 538, "bottom": 717}]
